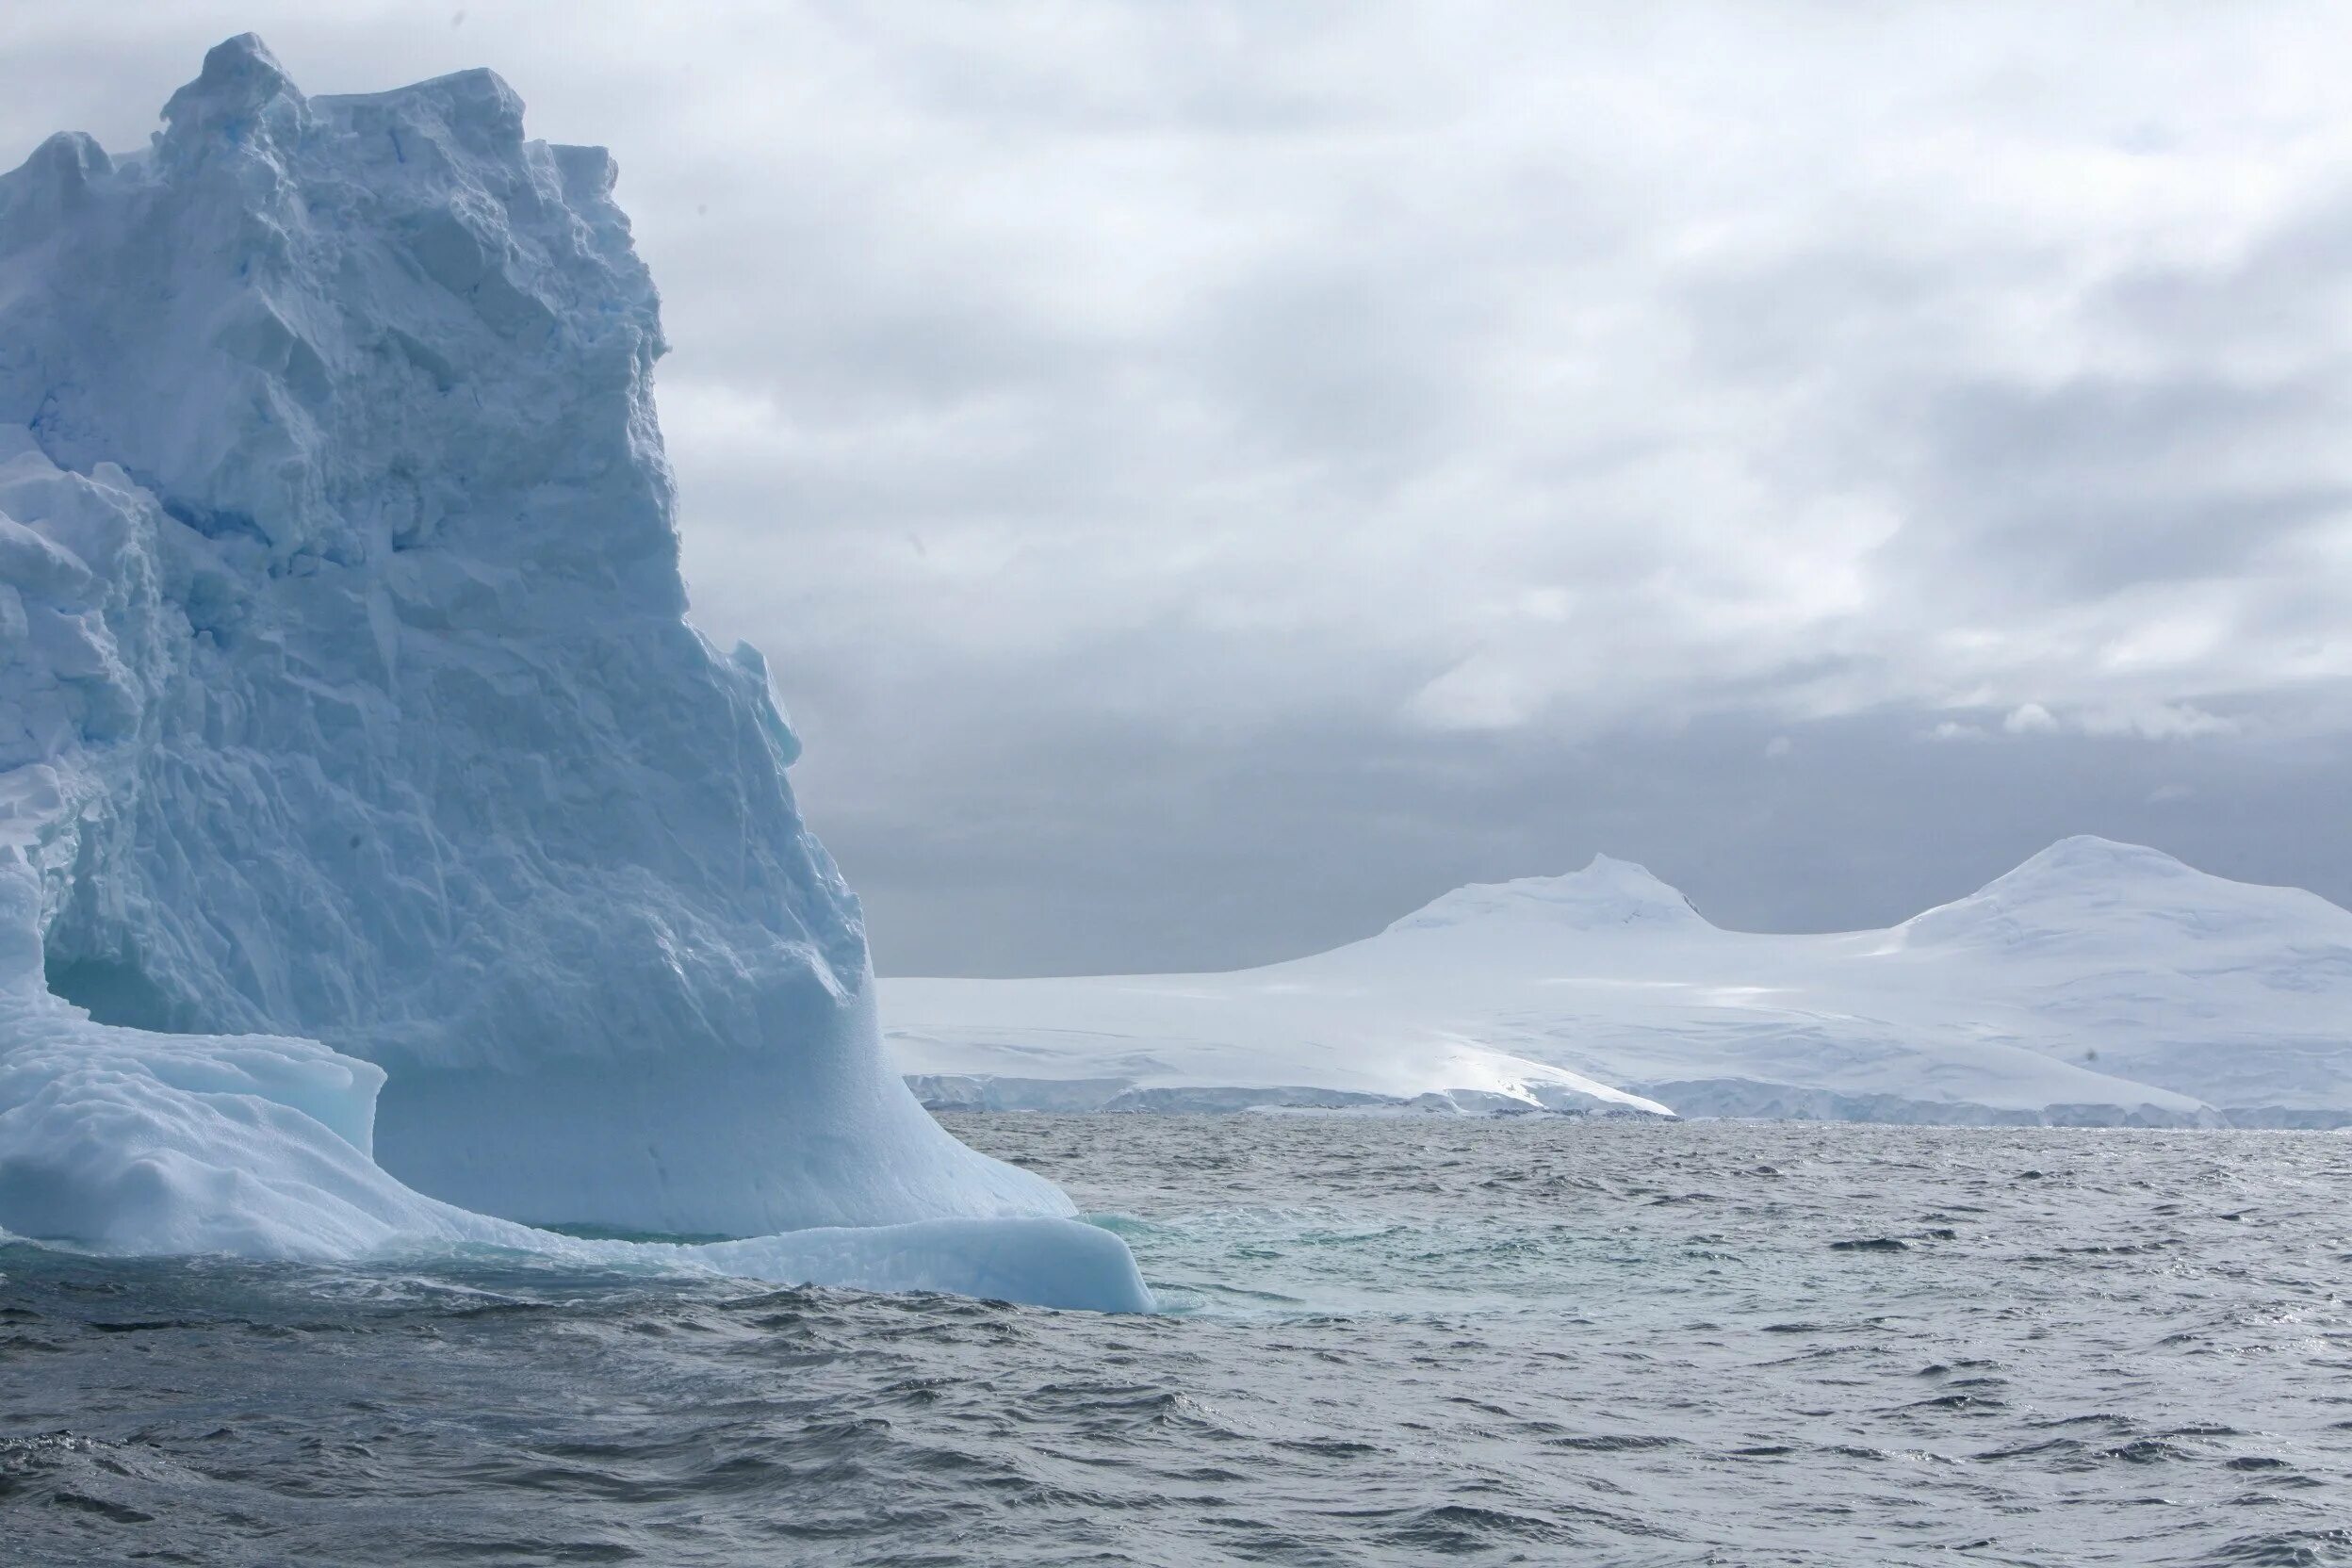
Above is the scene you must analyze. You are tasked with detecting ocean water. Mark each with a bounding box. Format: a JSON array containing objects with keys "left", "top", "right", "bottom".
[{"left": 3, "top": 1116, "right": 2347, "bottom": 1566}]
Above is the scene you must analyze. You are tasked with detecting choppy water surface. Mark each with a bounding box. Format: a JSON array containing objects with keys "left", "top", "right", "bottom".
[{"left": 4, "top": 1118, "right": 2348, "bottom": 1566}]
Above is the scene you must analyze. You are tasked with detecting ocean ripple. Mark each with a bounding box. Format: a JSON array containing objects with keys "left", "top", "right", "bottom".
[{"left": 3, "top": 1117, "right": 2347, "bottom": 1566}]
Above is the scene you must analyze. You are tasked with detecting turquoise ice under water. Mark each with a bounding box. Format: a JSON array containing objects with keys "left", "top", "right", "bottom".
[{"left": 4, "top": 1116, "right": 2348, "bottom": 1565}]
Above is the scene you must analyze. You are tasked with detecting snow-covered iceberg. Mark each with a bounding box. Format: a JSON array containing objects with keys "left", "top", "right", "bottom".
[
  {"left": 885, "top": 839, "right": 2352, "bottom": 1127},
  {"left": 0, "top": 37, "right": 1148, "bottom": 1312}
]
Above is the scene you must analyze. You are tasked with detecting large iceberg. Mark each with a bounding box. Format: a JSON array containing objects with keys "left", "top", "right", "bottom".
[
  {"left": 887, "top": 838, "right": 2352, "bottom": 1127},
  {"left": 0, "top": 37, "right": 1148, "bottom": 1312}
]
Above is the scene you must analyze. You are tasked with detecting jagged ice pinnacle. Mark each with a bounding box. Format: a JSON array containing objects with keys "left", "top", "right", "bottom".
[{"left": 0, "top": 37, "right": 1148, "bottom": 1311}]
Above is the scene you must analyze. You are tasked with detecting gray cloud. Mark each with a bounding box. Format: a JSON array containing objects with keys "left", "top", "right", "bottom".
[
  {"left": 7, "top": 2, "right": 2350, "bottom": 971},
  {"left": 821, "top": 702, "right": 2352, "bottom": 974}
]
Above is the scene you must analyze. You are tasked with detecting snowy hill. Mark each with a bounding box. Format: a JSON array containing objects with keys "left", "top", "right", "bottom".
[
  {"left": 1383, "top": 855, "right": 1707, "bottom": 936},
  {"left": 0, "top": 39, "right": 1147, "bottom": 1310},
  {"left": 884, "top": 838, "right": 2352, "bottom": 1125}
]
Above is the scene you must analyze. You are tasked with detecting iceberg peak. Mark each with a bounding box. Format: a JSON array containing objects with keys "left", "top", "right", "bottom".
[
  {"left": 159, "top": 34, "right": 308, "bottom": 162},
  {"left": 15, "top": 133, "right": 110, "bottom": 219},
  {"left": 0, "top": 37, "right": 1131, "bottom": 1303}
]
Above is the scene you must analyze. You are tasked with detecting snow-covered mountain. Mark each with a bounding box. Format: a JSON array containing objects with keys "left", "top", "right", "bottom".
[
  {"left": 885, "top": 837, "right": 2352, "bottom": 1126},
  {"left": 0, "top": 39, "right": 1147, "bottom": 1310}
]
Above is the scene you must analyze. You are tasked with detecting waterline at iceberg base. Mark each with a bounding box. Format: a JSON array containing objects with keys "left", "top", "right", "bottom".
[{"left": 0, "top": 37, "right": 1147, "bottom": 1313}]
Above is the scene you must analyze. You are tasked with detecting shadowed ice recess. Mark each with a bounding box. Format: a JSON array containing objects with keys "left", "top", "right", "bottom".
[{"left": 0, "top": 36, "right": 1147, "bottom": 1312}]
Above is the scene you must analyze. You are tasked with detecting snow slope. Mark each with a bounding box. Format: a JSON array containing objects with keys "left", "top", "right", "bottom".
[
  {"left": 885, "top": 841, "right": 2352, "bottom": 1127},
  {"left": 0, "top": 38, "right": 1147, "bottom": 1310}
]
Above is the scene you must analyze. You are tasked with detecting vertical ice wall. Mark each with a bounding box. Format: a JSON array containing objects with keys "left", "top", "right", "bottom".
[{"left": 0, "top": 36, "right": 1068, "bottom": 1236}]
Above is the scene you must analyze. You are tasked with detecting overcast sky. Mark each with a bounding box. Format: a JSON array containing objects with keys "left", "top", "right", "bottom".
[{"left": 8, "top": 3, "right": 2351, "bottom": 973}]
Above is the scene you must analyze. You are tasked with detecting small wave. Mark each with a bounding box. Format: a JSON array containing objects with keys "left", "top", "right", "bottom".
[{"left": 7, "top": 1117, "right": 2344, "bottom": 1567}]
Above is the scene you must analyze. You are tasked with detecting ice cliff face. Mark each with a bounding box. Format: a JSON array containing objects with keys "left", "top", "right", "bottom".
[{"left": 0, "top": 37, "right": 1070, "bottom": 1239}]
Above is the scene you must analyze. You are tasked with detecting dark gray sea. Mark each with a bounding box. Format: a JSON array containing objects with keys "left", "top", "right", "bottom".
[{"left": 3, "top": 1116, "right": 2347, "bottom": 1566}]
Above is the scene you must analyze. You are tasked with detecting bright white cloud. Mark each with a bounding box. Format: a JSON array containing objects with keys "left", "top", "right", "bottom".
[{"left": 2077, "top": 703, "right": 2240, "bottom": 741}]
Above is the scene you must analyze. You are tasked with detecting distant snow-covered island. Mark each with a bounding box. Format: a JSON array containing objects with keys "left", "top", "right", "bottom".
[{"left": 887, "top": 837, "right": 2352, "bottom": 1128}]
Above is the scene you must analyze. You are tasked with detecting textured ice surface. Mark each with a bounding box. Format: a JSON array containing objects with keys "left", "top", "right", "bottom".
[
  {"left": 0, "top": 37, "right": 1142, "bottom": 1310},
  {"left": 886, "top": 840, "right": 2352, "bottom": 1126}
]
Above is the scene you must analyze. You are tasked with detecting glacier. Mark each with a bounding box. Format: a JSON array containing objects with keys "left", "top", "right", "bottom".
[
  {"left": 885, "top": 838, "right": 2352, "bottom": 1128},
  {"left": 0, "top": 37, "right": 1148, "bottom": 1313}
]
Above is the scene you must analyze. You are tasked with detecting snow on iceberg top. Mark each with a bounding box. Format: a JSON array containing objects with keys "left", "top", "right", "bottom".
[{"left": 1383, "top": 855, "right": 1709, "bottom": 938}]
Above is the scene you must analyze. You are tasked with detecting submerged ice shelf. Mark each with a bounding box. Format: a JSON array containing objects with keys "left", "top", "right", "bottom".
[
  {"left": 885, "top": 839, "right": 2352, "bottom": 1128},
  {"left": 0, "top": 37, "right": 1147, "bottom": 1312}
]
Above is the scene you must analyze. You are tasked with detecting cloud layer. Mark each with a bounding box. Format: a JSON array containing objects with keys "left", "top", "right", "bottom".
[{"left": 8, "top": 3, "right": 2349, "bottom": 970}]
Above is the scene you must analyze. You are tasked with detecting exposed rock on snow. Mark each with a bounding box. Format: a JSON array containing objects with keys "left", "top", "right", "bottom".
[
  {"left": 0, "top": 38, "right": 1147, "bottom": 1310},
  {"left": 884, "top": 841, "right": 2352, "bottom": 1127}
]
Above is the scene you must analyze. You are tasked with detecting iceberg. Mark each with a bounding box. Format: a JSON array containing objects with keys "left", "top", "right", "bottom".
[
  {"left": 885, "top": 839, "right": 2352, "bottom": 1128},
  {"left": 0, "top": 37, "right": 1148, "bottom": 1312}
]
